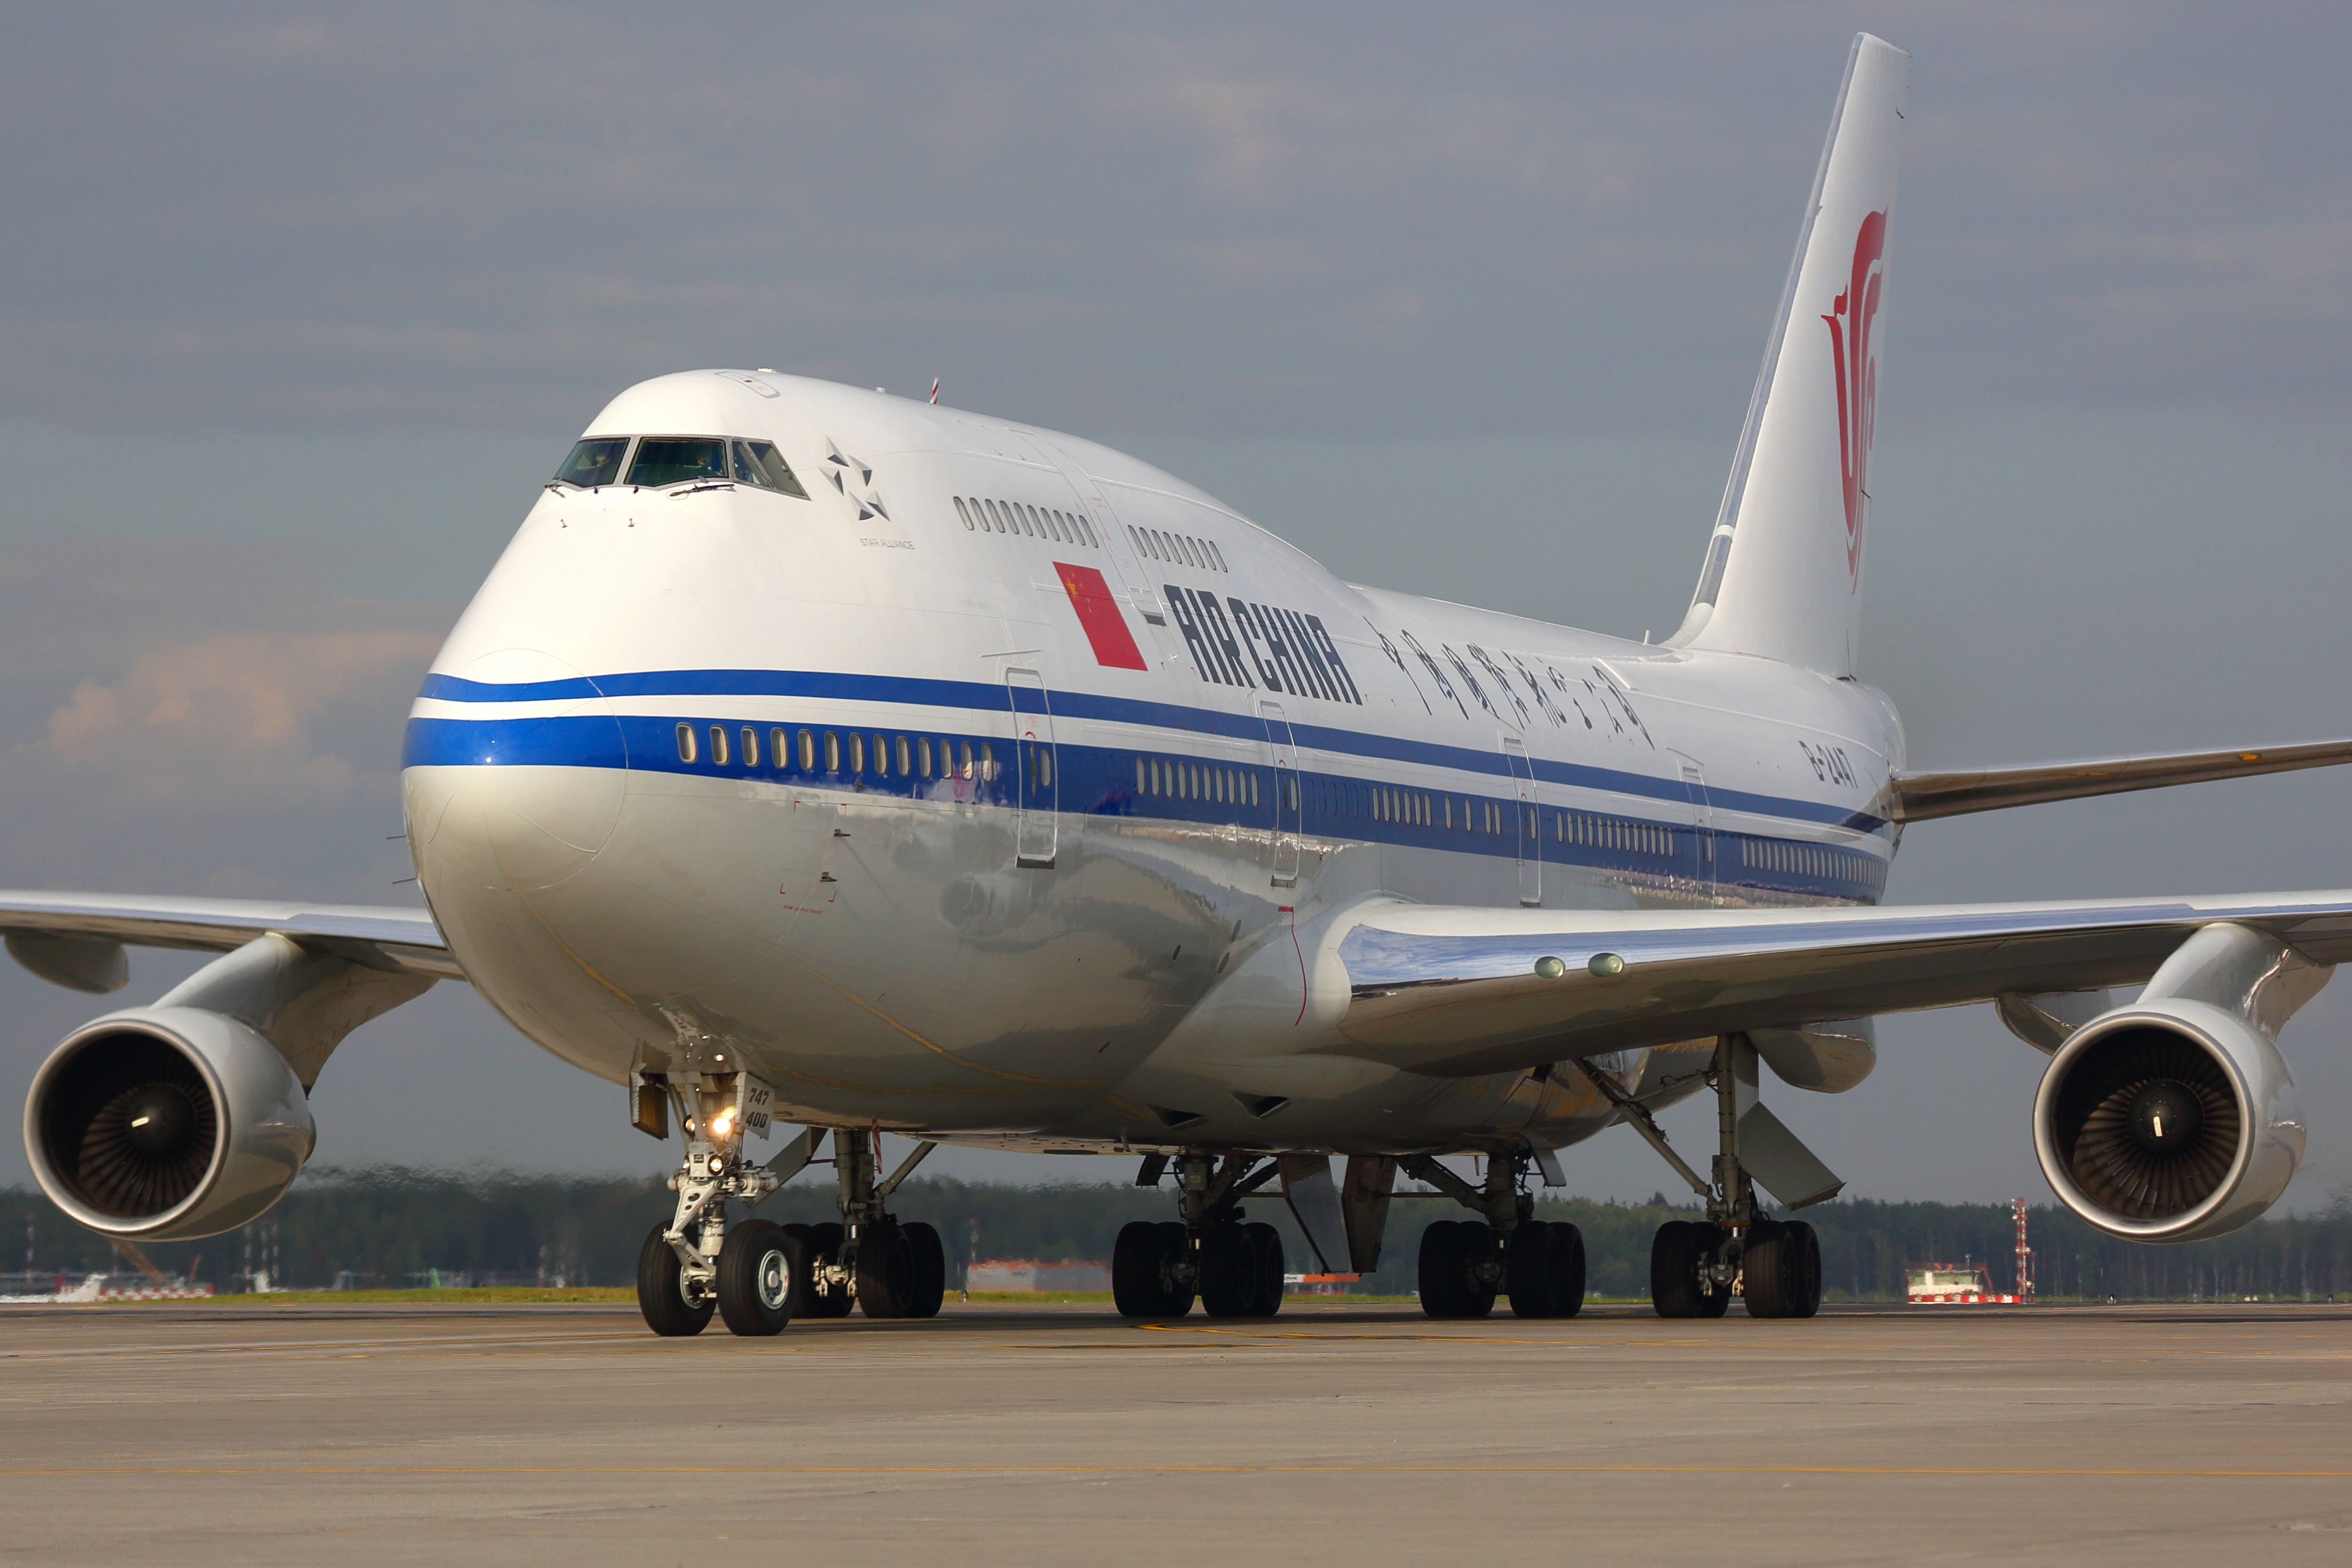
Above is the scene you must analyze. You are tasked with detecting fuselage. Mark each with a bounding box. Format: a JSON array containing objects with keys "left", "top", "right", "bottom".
[{"left": 401, "top": 370, "right": 1903, "bottom": 1158}]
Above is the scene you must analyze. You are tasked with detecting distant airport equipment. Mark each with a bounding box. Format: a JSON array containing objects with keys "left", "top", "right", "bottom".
[
  {"left": 1907, "top": 1199, "right": 2035, "bottom": 1305},
  {"left": 11, "top": 33, "right": 2352, "bottom": 1341}
]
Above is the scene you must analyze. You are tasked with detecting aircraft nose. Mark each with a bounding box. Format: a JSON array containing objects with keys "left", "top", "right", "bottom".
[{"left": 403, "top": 649, "right": 626, "bottom": 898}]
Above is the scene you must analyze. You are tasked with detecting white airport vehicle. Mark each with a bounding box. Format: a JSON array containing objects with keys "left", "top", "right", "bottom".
[{"left": 12, "top": 35, "right": 2350, "bottom": 1335}]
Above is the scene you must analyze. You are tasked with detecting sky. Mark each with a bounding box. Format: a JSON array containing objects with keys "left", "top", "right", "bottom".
[{"left": 2, "top": 2, "right": 2349, "bottom": 1213}]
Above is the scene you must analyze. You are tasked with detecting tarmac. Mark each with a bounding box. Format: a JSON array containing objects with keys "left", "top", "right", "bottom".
[{"left": 4, "top": 1299, "right": 2351, "bottom": 1565}]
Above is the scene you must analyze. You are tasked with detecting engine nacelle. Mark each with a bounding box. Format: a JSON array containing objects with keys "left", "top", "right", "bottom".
[
  {"left": 2033, "top": 999, "right": 2302, "bottom": 1243},
  {"left": 22, "top": 1007, "right": 315, "bottom": 1240}
]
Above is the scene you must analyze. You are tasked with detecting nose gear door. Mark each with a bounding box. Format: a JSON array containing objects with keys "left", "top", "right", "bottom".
[
  {"left": 1502, "top": 733, "right": 1539, "bottom": 906},
  {"left": 1259, "top": 699, "right": 1300, "bottom": 887},
  {"left": 1006, "top": 668, "right": 1057, "bottom": 868}
]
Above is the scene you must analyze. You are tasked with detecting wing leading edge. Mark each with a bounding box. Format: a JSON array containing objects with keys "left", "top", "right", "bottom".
[
  {"left": 0, "top": 889, "right": 458, "bottom": 986},
  {"left": 1325, "top": 892, "right": 2352, "bottom": 1078}
]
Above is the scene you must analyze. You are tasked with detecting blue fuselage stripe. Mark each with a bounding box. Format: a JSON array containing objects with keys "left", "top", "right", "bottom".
[
  {"left": 401, "top": 709, "right": 1888, "bottom": 903},
  {"left": 412, "top": 668, "right": 1884, "bottom": 834}
]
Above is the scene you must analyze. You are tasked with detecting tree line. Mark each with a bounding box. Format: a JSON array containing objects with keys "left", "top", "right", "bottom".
[{"left": 6, "top": 1167, "right": 2350, "bottom": 1300}]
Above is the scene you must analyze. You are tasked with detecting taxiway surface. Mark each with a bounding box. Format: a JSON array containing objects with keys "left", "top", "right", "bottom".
[{"left": 4, "top": 1300, "right": 2349, "bottom": 1564}]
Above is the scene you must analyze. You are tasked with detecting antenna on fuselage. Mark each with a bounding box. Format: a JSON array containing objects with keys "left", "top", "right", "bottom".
[{"left": 929, "top": 378, "right": 940, "bottom": 404}]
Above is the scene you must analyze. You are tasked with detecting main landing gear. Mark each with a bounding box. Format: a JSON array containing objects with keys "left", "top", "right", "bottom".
[
  {"left": 1400, "top": 1148, "right": 1586, "bottom": 1320},
  {"left": 1598, "top": 1036, "right": 1823, "bottom": 1320},
  {"left": 631, "top": 1078, "right": 946, "bottom": 1336},
  {"left": 1111, "top": 1154, "right": 1287, "bottom": 1320}
]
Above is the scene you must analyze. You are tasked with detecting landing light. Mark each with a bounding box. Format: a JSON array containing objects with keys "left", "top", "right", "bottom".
[{"left": 710, "top": 1108, "right": 738, "bottom": 1140}]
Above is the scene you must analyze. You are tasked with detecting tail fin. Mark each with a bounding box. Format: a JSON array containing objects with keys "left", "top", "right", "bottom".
[{"left": 1675, "top": 34, "right": 1908, "bottom": 676}]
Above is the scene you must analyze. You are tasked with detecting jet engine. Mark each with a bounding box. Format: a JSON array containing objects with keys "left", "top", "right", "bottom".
[
  {"left": 23, "top": 1007, "right": 315, "bottom": 1240},
  {"left": 2032, "top": 998, "right": 2302, "bottom": 1243}
]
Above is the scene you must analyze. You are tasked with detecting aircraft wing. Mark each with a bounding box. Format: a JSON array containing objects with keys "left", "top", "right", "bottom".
[
  {"left": 1890, "top": 739, "right": 2352, "bottom": 821},
  {"left": 0, "top": 889, "right": 460, "bottom": 985},
  {"left": 1329, "top": 891, "right": 2352, "bottom": 1077}
]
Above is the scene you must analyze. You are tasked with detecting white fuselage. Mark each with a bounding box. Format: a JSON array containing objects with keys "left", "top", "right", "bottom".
[{"left": 402, "top": 371, "right": 1903, "bottom": 1157}]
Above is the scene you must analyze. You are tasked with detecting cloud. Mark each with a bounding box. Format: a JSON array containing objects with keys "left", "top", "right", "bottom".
[
  {"left": 0, "top": 5, "right": 2343, "bottom": 440},
  {"left": 38, "top": 629, "right": 438, "bottom": 810}
]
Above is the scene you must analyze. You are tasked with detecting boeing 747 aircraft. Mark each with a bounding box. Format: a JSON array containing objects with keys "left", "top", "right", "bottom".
[{"left": 13, "top": 35, "right": 2351, "bottom": 1334}]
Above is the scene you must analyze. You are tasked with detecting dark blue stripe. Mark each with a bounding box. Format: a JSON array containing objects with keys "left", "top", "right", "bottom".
[
  {"left": 414, "top": 668, "right": 1885, "bottom": 833},
  {"left": 402, "top": 714, "right": 1889, "bottom": 902}
]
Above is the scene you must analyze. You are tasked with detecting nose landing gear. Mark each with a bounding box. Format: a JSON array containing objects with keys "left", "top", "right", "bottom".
[{"left": 628, "top": 1075, "right": 946, "bottom": 1336}]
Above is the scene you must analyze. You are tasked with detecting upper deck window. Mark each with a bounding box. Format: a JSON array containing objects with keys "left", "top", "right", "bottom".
[
  {"left": 731, "top": 440, "right": 809, "bottom": 498},
  {"left": 553, "top": 438, "right": 630, "bottom": 489},
  {"left": 627, "top": 437, "right": 729, "bottom": 488}
]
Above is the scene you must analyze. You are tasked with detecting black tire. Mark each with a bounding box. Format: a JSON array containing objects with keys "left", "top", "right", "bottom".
[
  {"left": 1243, "top": 1221, "right": 1284, "bottom": 1318},
  {"left": 716, "top": 1220, "right": 797, "bottom": 1337},
  {"left": 778, "top": 1223, "right": 819, "bottom": 1317},
  {"left": 857, "top": 1221, "right": 910, "bottom": 1319},
  {"left": 1507, "top": 1220, "right": 1558, "bottom": 1318},
  {"left": 1418, "top": 1220, "right": 1464, "bottom": 1318},
  {"left": 1784, "top": 1221, "right": 1821, "bottom": 1318},
  {"left": 1113, "top": 1220, "right": 1165, "bottom": 1318},
  {"left": 1742, "top": 1219, "right": 1786, "bottom": 1317},
  {"left": 1154, "top": 1221, "right": 1195, "bottom": 1316},
  {"left": 636, "top": 1224, "right": 714, "bottom": 1337},
  {"left": 900, "top": 1221, "right": 946, "bottom": 1319},
  {"left": 1420, "top": 1220, "right": 1496, "bottom": 1320},
  {"left": 1199, "top": 1224, "right": 1249, "bottom": 1318},
  {"left": 1745, "top": 1219, "right": 1821, "bottom": 1319},
  {"left": 1550, "top": 1221, "right": 1587, "bottom": 1318},
  {"left": 1653, "top": 1219, "right": 1731, "bottom": 1319},
  {"left": 805, "top": 1221, "right": 852, "bottom": 1317}
]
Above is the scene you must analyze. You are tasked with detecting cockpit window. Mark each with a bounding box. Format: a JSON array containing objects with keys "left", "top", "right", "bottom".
[
  {"left": 732, "top": 440, "right": 809, "bottom": 498},
  {"left": 626, "top": 437, "right": 730, "bottom": 488},
  {"left": 553, "top": 437, "right": 630, "bottom": 489}
]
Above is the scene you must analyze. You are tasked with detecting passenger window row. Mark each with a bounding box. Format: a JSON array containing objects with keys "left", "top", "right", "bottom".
[
  {"left": 675, "top": 722, "right": 997, "bottom": 782},
  {"left": 1559, "top": 810, "right": 1671, "bottom": 857},
  {"left": 1742, "top": 836, "right": 1874, "bottom": 885},
  {"left": 1136, "top": 755, "right": 1260, "bottom": 808},
  {"left": 955, "top": 496, "right": 1100, "bottom": 549},
  {"left": 1126, "top": 524, "right": 1227, "bottom": 573},
  {"left": 552, "top": 435, "right": 809, "bottom": 498}
]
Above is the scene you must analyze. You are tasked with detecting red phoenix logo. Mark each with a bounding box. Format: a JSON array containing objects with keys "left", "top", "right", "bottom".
[{"left": 1823, "top": 210, "right": 1886, "bottom": 581}]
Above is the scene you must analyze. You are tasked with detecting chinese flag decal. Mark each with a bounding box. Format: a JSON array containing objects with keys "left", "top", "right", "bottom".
[{"left": 1054, "top": 562, "right": 1149, "bottom": 670}]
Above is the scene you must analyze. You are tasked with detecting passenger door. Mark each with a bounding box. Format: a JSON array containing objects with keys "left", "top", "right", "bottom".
[
  {"left": 1006, "top": 668, "right": 1057, "bottom": 868},
  {"left": 1260, "top": 699, "right": 1300, "bottom": 887},
  {"left": 1676, "top": 756, "right": 1715, "bottom": 895},
  {"left": 1502, "top": 734, "right": 1539, "bottom": 906}
]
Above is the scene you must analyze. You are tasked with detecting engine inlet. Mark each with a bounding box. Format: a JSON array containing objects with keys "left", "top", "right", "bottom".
[
  {"left": 37, "top": 1031, "right": 221, "bottom": 1220},
  {"left": 2047, "top": 1024, "right": 2238, "bottom": 1221}
]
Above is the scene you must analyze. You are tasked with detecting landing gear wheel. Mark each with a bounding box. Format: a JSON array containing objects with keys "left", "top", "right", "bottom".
[
  {"left": 1115, "top": 1220, "right": 1178, "bottom": 1318},
  {"left": 1199, "top": 1224, "right": 1249, "bottom": 1318},
  {"left": 716, "top": 1220, "right": 798, "bottom": 1336},
  {"left": 1155, "top": 1221, "right": 1196, "bottom": 1316},
  {"left": 1509, "top": 1220, "right": 1587, "bottom": 1318},
  {"left": 900, "top": 1221, "right": 946, "bottom": 1319},
  {"left": 636, "top": 1224, "right": 714, "bottom": 1337},
  {"left": 1418, "top": 1220, "right": 1497, "bottom": 1320},
  {"left": 804, "top": 1221, "right": 852, "bottom": 1317},
  {"left": 1742, "top": 1219, "right": 1822, "bottom": 1319},
  {"left": 1242, "top": 1220, "right": 1285, "bottom": 1318},
  {"left": 857, "top": 1220, "right": 912, "bottom": 1319},
  {"left": 1650, "top": 1220, "right": 1730, "bottom": 1320}
]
